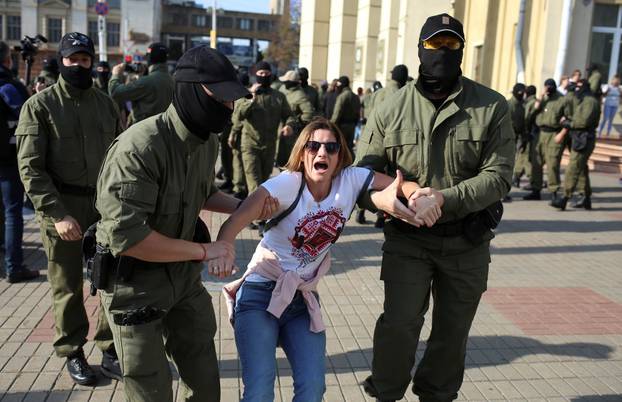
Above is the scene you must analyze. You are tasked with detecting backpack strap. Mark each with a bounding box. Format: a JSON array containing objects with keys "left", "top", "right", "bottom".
[
  {"left": 263, "top": 174, "right": 306, "bottom": 233},
  {"left": 351, "top": 168, "right": 375, "bottom": 216}
]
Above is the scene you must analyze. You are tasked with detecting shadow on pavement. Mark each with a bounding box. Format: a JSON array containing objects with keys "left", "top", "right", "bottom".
[
  {"left": 491, "top": 243, "right": 622, "bottom": 254},
  {"left": 498, "top": 219, "right": 622, "bottom": 233},
  {"left": 218, "top": 335, "right": 614, "bottom": 377},
  {"left": 571, "top": 397, "right": 622, "bottom": 402}
]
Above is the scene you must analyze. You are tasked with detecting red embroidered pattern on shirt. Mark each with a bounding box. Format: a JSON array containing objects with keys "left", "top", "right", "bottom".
[{"left": 290, "top": 207, "right": 346, "bottom": 267}]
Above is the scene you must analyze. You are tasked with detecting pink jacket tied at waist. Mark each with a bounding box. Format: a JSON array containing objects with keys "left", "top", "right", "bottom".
[{"left": 222, "top": 245, "right": 331, "bottom": 333}]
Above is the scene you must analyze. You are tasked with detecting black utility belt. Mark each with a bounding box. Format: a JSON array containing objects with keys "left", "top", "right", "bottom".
[
  {"left": 54, "top": 180, "right": 96, "bottom": 196},
  {"left": 391, "top": 218, "right": 465, "bottom": 237},
  {"left": 538, "top": 126, "right": 559, "bottom": 132}
]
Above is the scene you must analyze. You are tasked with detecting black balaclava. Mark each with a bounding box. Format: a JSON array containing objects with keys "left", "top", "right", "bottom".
[
  {"left": 299, "top": 67, "right": 310, "bottom": 87},
  {"left": 96, "top": 61, "right": 111, "bottom": 87},
  {"left": 418, "top": 42, "right": 463, "bottom": 95},
  {"left": 59, "top": 54, "right": 93, "bottom": 90},
  {"left": 512, "top": 83, "right": 526, "bottom": 101},
  {"left": 173, "top": 82, "right": 232, "bottom": 140},
  {"left": 284, "top": 81, "right": 299, "bottom": 90},
  {"left": 391, "top": 64, "right": 409, "bottom": 88},
  {"left": 575, "top": 78, "right": 591, "bottom": 100},
  {"left": 372, "top": 81, "right": 382, "bottom": 92},
  {"left": 147, "top": 43, "right": 168, "bottom": 66},
  {"left": 255, "top": 61, "right": 272, "bottom": 88},
  {"left": 544, "top": 78, "right": 557, "bottom": 96},
  {"left": 43, "top": 58, "right": 60, "bottom": 78},
  {"left": 525, "top": 85, "right": 536, "bottom": 97}
]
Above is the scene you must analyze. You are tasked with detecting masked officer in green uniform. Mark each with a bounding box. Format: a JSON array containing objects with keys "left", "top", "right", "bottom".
[
  {"left": 34, "top": 58, "right": 59, "bottom": 93},
  {"left": 587, "top": 64, "right": 603, "bottom": 100},
  {"left": 331, "top": 75, "right": 361, "bottom": 156},
  {"left": 93, "top": 61, "right": 111, "bottom": 94},
  {"left": 275, "top": 70, "right": 315, "bottom": 167},
  {"left": 15, "top": 32, "right": 120, "bottom": 385},
  {"left": 513, "top": 85, "right": 537, "bottom": 188},
  {"left": 298, "top": 67, "right": 320, "bottom": 112},
  {"left": 109, "top": 43, "right": 174, "bottom": 126},
  {"left": 551, "top": 79, "right": 600, "bottom": 211},
  {"left": 229, "top": 100, "right": 248, "bottom": 199},
  {"left": 505, "top": 83, "right": 526, "bottom": 200},
  {"left": 235, "top": 61, "right": 296, "bottom": 194},
  {"left": 368, "top": 65, "right": 409, "bottom": 117},
  {"left": 523, "top": 79, "right": 568, "bottom": 202},
  {"left": 355, "top": 14, "right": 514, "bottom": 402},
  {"left": 96, "top": 46, "right": 277, "bottom": 402}
]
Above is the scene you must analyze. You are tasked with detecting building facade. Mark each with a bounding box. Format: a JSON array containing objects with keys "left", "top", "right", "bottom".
[
  {"left": 300, "top": 0, "right": 622, "bottom": 94},
  {"left": 161, "top": 1, "right": 280, "bottom": 67}
]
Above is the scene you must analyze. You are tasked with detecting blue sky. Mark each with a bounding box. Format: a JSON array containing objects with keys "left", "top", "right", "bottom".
[{"left": 196, "top": 0, "right": 270, "bottom": 13}]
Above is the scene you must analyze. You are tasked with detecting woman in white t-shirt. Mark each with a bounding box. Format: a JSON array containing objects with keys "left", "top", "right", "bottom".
[
  {"left": 598, "top": 75, "right": 621, "bottom": 137},
  {"left": 213, "top": 118, "right": 442, "bottom": 402}
]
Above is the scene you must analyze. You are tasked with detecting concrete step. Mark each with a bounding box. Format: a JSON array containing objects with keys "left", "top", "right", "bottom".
[{"left": 560, "top": 139, "right": 622, "bottom": 174}]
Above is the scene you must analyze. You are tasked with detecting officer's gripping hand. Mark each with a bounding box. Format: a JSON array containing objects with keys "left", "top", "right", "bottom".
[
  {"left": 280, "top": 125, "right": 294, "bottom": 137},
  {"left": 207, "top": 254, "right": 238, "bottom": 278},
  {"left": 409, "top": 196, "right": 442, "bottom": 228},
  {"left": 370, "top": 171, "right": 418, "bottom": 226},
  {"left": 202, "top": 240, "right": 235, "bottom": 261},
  {"left": 257, "top": 196, "right": 279, "bottom": 220},
  {"left": 54, "top": 215, "right": 83, "bottom": 241},
  {"left": 409, "top": 188, "right": 445, "bottom": 227}
]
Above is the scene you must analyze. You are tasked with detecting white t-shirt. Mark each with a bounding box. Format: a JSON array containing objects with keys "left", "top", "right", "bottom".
[{"left": 246, "top": 167, "right": 374, "bottom": 282}]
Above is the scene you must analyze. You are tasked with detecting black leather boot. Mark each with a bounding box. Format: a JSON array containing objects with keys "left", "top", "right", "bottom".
[
  {"left": 356, "top": 209, "right": 367, "bottom": 224},
  {"left": 66, "top": 349, "right": 97, "bottom": 386},
  {"left": 549, "top": 191, "right": 559, "bottom": 206},
  {"left": 551, "top": 196, "right": 569, "bottom": 211},
  {"left": 101, "top": 346, "right": 123, "bottom": 381},
  {"left": 522, "top": 190, "right": 541, "bottom": 200},
  {"left": 572, "top": 195, "right": 592, "bottom": 210}
]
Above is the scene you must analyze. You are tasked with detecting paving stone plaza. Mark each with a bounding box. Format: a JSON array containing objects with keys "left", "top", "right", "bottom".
[{"left": 0, "top": 172, "right": 621, "bottom": 401}]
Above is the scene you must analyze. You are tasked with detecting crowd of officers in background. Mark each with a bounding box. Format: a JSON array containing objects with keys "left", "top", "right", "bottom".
[{"left": 508, "top": 65, "right": 603, "bottom": 211}]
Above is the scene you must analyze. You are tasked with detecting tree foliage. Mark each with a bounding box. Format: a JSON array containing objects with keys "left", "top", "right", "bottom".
[{"left": 264, "top": 0, "right": 300, "bottom": 72}]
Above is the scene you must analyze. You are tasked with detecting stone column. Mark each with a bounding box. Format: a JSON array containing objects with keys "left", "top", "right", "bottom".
[
  {"left": 353, "top": 0, "right": 381, "bottom": 89},
  {"left": 299, "top": 0, "right": 331, "bottom": 84},
  {"left": 71, "top": 0, "right": 88, "bottom": 34},
  {"left": 327, "top": 0, "right": 358, "bottom": 81},
  {"left": 376, "top": 0, "right": 400, "bottom": 84}
]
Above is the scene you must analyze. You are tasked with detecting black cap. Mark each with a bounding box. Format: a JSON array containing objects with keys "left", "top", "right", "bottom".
[
  {"left": 338, "top": 75, "right": 350, "bottom": 87},
  {"left": 174, "top": 45, "right": 251, "bottom": 102},
  {"left": 391, "top": 64, "right": 409, "bottom": 83},
  {"left": 544, "top": 78, "right": 557, "bottom": 87},
  {"left": 419, "top": 13, "right": 465, "bottom": 42},
  {"left": 147, "top": 42, "right": 168, "bottom": 64},
  {"left": 254, "top": 61, "right": 272, "bottom": 73},
  {"left": 59, "top": 32, "right": 95, "bottom": 58}
]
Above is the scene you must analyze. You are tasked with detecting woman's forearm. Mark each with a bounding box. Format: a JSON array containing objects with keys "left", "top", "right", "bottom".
[
  {"left": 372, "top": 171, "right": 420, "bottom": 197},
  {"left": 217, "top": 187, "right": 269, "bottom": 243},
  {"left": 121, "top": 231, "right": 204, "bottom": 262}
]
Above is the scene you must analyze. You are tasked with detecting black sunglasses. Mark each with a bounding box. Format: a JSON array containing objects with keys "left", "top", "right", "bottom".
[{"left": 305, "top": 141, "right": 341, "bottom": 154}]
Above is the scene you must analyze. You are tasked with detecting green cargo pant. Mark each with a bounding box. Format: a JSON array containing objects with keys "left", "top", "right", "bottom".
[
  {"left": 338, "top": 123, "right": 356, "bottom": 158},
  {"left": 530, "top": 129, "right": 567, "bottom": 192},
  {"left": 39, "top": 194, "right": 113, "bottom": 357},
  {"left": 564, "top": 135, "right": 596, "bottom": 198},
  {"left": 513, "top": 140, "right": 532, "bottom": 181},
  {"left": 219, "top": 129, "right": 233, "bottom": 183},
  {"left": 241, "top": 145, "right": 276, "bottom": 193},
  {"left": 232, "top": 148, "right": 247, "bottom": 195},
  {"left": 369, "top": 226, "right": 490, "bottom": 401},
  {"left": 101, "top": 263, "right": 219, "bottom": 402}
]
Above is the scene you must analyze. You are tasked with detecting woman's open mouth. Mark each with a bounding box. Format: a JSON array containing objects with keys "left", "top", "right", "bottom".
[{"left": 313, "top": 161, "right": 329, "bottom": 173}]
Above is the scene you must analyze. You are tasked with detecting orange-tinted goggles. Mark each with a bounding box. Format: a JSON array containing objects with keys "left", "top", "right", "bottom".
[{"left": 422, "top": 35, "right": 463, "bottom": 50}]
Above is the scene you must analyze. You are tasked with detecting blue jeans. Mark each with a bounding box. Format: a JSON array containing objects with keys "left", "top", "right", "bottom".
[
  {"left": 599, "top": 104, "right": 618, "bottom": 136},
  {"left": 0, "top": 165, "right": 24, "bottom": 275},
  {"left": 234, "top": 281, "right": 326, "bottom": 402}
]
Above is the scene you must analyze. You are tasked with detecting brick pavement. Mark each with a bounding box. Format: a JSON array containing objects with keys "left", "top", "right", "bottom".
[{"left": 0, "top": 172, "right": 621, "bottom": 401}]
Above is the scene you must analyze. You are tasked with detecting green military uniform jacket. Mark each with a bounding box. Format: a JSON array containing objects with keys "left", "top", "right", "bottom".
[
  {"left": 507, "top": 96, "right": 526, "bottom": 142},
  {"left": 534, "top": 92, "right": 568, "bottom": 131},
  {"left": 367, "top": 80, "right": 401, "bottom": 118},
  {"left": 524, "top": 95, "right": 537, "bottom": 134},
  {"left": 301, "top": 84, "right": 320, "bottom": 112},
  {"left": 234, "top": 88, "right": 295, "bottom": 149},
  {"left": 566, "top": 94, "right": 601, "bottom": 131},
  {"left": 588, "top": 71, "right": 602, "bottom": 95},
  {"left": 355, "top": 77, "right": 515, "bottom": 223},
  {"left": 15, "top": 76, "right": 120, "bottom": 221},
  {"left": 109, "top": 63, "right": 174, "bottom": 125},
  {"left": 331, "top": 87, "right": 361, "bottom": 126},
  {"left": 96, "top": 104, "right": 218, "bottom": 256},
  {"left": 284, "top": 86, "right": 315, "bottom": 130}
]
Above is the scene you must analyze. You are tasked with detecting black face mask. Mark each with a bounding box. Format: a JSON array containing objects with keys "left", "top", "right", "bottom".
[
  {"left": 512, "top": 90, "right": 524, "bottom": 101},
  {"left": 284, "top": 81, "right": 299, "bottom": 90},
  {"left": 545, "top": 85, "right": 556, "bottom": 95},
  {"left": 59, "top": 62, "right": 93, "bottom": 90},
  {"left": 172, "top": 82, "right": 232, "bottom": 140},
  {"left": 256, "top": 74, "right": 271, "bottom": 88},
  {"left": 97, "top": 71, "right": 111, "bottom": 85},
  {"left": 418, "top": 45, "right": 463, "bottom": 94}
]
